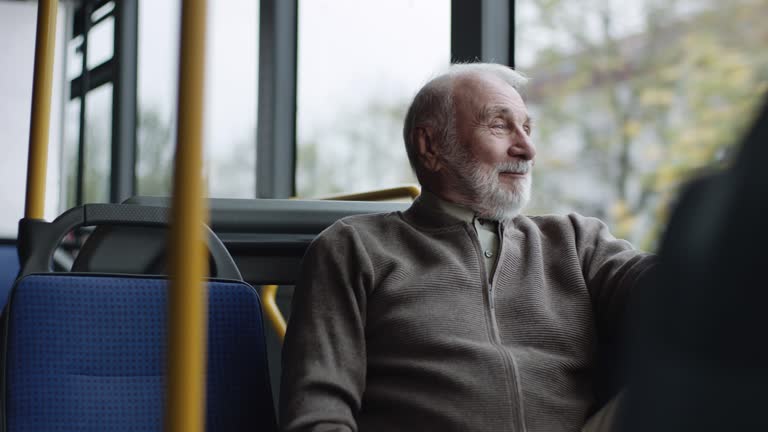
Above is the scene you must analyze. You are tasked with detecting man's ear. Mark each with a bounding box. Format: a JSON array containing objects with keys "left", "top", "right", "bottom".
[{"left": 415, "top": 126, "right": 442, "bottom": 172}]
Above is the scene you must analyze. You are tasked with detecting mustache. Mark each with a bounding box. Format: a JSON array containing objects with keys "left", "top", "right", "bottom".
[{"left": 495, "top": 160, "right": 533, "bottom": 175}]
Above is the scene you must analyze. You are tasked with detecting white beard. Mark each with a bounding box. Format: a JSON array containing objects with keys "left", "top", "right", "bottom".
[{"left": 447, "top": 156, "right": 532, "bottom": 223}]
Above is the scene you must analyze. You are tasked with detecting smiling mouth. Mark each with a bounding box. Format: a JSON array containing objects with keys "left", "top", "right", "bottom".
[{"left": 499, "top": 172, "right": 527, "bottom": 178}]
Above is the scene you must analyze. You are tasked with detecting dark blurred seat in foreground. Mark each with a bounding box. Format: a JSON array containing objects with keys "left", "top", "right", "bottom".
[{"left": 622, "top": 99, "right": 768, "bottom": 431}]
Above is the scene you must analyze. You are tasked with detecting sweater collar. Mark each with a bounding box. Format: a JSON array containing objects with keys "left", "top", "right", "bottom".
[
  {"left": 417, "top": 189, "right": 477, "bottom": 224},
  {"left": 404, "top": 188, "right": 521, "bottom": 231},
  {"left": 403, "top": 189, "right": 480, "bottom": 230}
]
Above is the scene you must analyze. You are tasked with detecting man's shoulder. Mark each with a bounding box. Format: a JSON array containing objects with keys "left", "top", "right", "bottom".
[
  {"left": 314, "top": 211, "right": 406, "bottom": 243},
  {"left": 333, "top": 210, "right": 404, "bottom": 231},
  {"left": 520, "top": 212, "right": 610, "bottom": 236},
  {"left": 521, "top": 212, "right": 585, "bottom": 228}
]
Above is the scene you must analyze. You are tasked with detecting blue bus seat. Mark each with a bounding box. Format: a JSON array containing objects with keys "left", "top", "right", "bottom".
[
  {"left": 0, "top": 242, "right": 18, "bottom": 311},
  {"left": 3, "top": 204, "right": 277, "bottom": 431},
  {"left": 3, "top": 274, "right": 276, "bottom": 431},
  {"left": 119, "top": 197, "right": 411, "bottom": 403}
]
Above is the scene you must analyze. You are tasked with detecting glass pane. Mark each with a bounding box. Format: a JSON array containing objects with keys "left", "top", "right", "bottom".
[
  {"left": 67, "top": 35, "right": 83, "bottom": 80},
  {"left": 295, "top": 0, "right": 451, "bottom": 198},
  {"left": 137, "top": 0, "right": 258, "bottom": 198},
  {"left": 86, "top": 14, "right": 114, "bottom": 70},
  {"left": 205, "top": 0, "right": 258, "bottom": 198},
  {"left": 83, "top": 83, "right": 113, "bottom": 204},
  {"left": 136, "top": 0, "right": 179, "bottom": 197},
  {"left": 136, "top": 108, "right": 174, "bottom": 197},
  {"left": 0, "top": 2, "right": 65, "bottom": 236},
  {"left": 62, "top": 99, "right": 82, "bottom": 210},
  {"left": 516, "top": 0, "right": 768, "bottom": 250}
]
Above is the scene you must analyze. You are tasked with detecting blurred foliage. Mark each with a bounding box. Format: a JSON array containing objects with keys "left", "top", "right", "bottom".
[
  {"left": 134, "top": 108, "right": 256, "bottom": 199},
  {"left": 296, "top": 100, "right": 416, "bottom": 197},
  {"left": 64, "top": 0, "right": 767, "bottom": 247},
  {"left": 64, "top": 106, "right": 257, "bottom": 204},
  {"left": 295, "top": 2, "right": 767, "bottom": 249},
  {"left": 135, "top": 108, "right": 174, "bottom": 197},
  {"left": 519, "top": 0, "right": 768, "bottom": 249},
  {"left": 63, "top": 107, "right": 174, "bottom": 206},
  {"left": 64, "top": 110, "right": 111, "bottom": 209}
]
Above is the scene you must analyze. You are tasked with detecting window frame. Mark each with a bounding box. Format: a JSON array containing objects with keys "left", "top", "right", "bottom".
[
  {"left": 66, "top": 0, "right": 513, "bottom": 204},
  {"left": 69, "top": 0, "right": 137, "bottom": 205}
]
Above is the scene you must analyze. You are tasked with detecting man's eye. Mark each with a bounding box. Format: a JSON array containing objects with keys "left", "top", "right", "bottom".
[{"left": 491, "top": 123, "right": 507, "bottom": 130}]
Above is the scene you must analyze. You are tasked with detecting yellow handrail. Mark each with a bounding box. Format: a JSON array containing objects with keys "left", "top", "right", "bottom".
[
  {"left": 24, "top": 0, "right": 58, "bottom": 219},
  {"left": 262, "top": 285, "right": 286, "bottom": 340},
  {"left": 316, "top": 185, "right": 420, "bottom": 202},
  {"left": 165, "top": 0, "right": 208, "bottom": 431},
  {"left": 262, "top": 185, "right": 421, "bottom": 342}
]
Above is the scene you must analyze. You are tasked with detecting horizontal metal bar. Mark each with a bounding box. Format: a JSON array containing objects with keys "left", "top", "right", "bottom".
[
  {"left": 124, "top": 196, "right": 409, "bottom": 235},
  {"left": 72, "top": 0, "right": 114, "bottom": 37},
  {"left": 69, "top": 58, "right": 113, "bottom": 99}
]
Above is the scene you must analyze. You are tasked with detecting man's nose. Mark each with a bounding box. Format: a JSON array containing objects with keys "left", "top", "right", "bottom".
[{"left": 508, "top": 128, "right": 536, "bottom": 161}]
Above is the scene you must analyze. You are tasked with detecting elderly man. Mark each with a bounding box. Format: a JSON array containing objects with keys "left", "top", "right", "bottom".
[{"left": 280, "top": 63, "right": 655, "bottom": 432}]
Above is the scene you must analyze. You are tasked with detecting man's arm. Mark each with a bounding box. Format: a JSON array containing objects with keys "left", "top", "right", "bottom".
[
  {"left": 569, "top": 214, "right": 656, "bottom": 339},
  {"left": 569, "top": 214, "right": 656, "bottom": 407},
  {"left": 279, "top": 221, "right": 373, "bottom": 432}
]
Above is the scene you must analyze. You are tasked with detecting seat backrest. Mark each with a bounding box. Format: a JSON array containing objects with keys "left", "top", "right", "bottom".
[
  {"left": 87, "top": 197, "right": 410, "bottom": 404},
  {"left": 3, "top": 274, "right": 275, "bottom": 431},
  {"left": 3, "top": 204, "right": 277, "bottom": 431},
  {"left": 623, "top": 100, "right": 768, "bottom": 431}
]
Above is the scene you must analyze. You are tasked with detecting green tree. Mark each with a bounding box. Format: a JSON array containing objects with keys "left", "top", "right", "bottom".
[{"left": 520, "top": 0, "right": 768, "bottom": 249}]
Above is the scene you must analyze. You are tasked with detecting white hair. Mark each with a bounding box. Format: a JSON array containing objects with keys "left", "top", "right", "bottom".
[{"left": 402, "top": 63, "right": 529, "bottom": 183}]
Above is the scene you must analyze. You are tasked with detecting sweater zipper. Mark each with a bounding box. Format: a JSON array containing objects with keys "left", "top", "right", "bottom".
[{"left": 468, "top": 224, "right": 527, "bottom": 432}]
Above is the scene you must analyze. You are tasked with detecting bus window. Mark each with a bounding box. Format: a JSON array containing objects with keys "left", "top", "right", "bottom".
[
  {"left": 516, "top": 0, "right": 768, "bottom": 250},
  {"left": 81, "top": 82, "right": 113, "bottom": 205},
  {"left": 136, "top": 0, "right": 258, "bottom": 199},
  {"left": 86, "top": 4, "right": 114, "bottom": 70},
  {"left": 60, "top": 2, "right": 116, "bottom": 208},
  {"left": 0, "top": 1, "right": 65, "bottom": 237},
  {"left": 295, "top": 0, "right": 450, "bottom": 198},
  {"left": 135, "top": 0, "right": 179, "bottom": 197}
]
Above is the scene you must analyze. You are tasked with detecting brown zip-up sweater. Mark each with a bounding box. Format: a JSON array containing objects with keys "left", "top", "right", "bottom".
[{"left": 280, "top": 197, "right": 655, "bottom": 432}]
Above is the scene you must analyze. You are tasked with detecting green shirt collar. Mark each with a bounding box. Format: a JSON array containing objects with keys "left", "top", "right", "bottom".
[{"left": 418, "top": 189, "right": 478, "bottom": 225}]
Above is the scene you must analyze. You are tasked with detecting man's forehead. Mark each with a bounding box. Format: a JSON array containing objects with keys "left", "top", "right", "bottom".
[{"left": 453, "top": 74, "right": 527, "bottom": 112}]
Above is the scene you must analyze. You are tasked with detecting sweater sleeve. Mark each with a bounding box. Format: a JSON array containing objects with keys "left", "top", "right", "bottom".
[
  {"left": 569, "top": 214, "right": 656, "bottom": 340},
  {"left": 279, "top": 221, "right": 373, "bottom": 432}
]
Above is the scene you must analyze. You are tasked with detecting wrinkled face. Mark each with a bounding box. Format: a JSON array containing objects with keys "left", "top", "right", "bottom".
[{"left": 442, "top": 74, "right": 536, "bottom": 221}]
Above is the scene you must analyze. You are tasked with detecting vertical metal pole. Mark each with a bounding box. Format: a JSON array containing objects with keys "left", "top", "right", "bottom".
[
  {"left": 111, "top": 0, "right": 138, "bottom": 203},
  {"left": 508, "top": 0, "right": 516, "bottom": 68},
  {"left": 451, "top": 0, "right": 482, "bottom": 63},
  {"left": 75, "top": 2, "right": 91, "bottom": 206},
  {"left": 165, "top": 0, "right": 209, "bottom": 431},
  {"left": 480, "top": 0, "right": 510, "bottom": 65},
  {"left": 58, "top": 4, "right": 73, "bottom": 215},
  {"left": 24, "top": 0, "right": 59, "bottom": 219},
  {"left": 450, "top": 0, "right": 514, "bottom": 66},
  {"left": 256, "top": 0, "right": 297, "bottom": 198}
]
